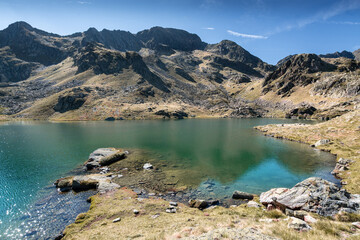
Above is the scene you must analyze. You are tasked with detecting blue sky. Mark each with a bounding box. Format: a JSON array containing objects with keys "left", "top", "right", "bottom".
[{"left": 0, "top": 0, "right": 359, "bottom": 64}]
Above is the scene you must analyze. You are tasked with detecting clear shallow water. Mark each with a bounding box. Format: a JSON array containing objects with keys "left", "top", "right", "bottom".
[{"left": 0, "top": 119, "right": 338, "bottom": 239}]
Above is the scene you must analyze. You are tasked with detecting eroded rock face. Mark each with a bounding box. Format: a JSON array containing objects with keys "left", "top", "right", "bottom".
[
  {"left": 263, "top": 54, "right": 337, "bottom": 96},
  {"left": 53, "top": 88, "right": 89, "bottom": 113},
  {"left": 260, "top": 177, "right": 359, "bottom": 216}
]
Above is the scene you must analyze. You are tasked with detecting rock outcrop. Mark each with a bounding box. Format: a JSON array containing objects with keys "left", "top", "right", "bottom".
[
  {"left": 263, "top": 54, "right": 337, "bottom": 96},
  {"left": 136, "top": 26, "right": 207, "bottom": 52},
  {"left": 53, "top": 88, "right": 90, "bottom": 113},
  {"left": 260, "top": 177, "right": 360, "bottom": 216},
  {"left": 85, "top": 148, "right": 126, "bottom": 170}
]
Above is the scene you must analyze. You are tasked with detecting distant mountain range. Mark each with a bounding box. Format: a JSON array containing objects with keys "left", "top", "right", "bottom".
[{"left": 0, "top": 21, "right": 359, "bottom": 120}]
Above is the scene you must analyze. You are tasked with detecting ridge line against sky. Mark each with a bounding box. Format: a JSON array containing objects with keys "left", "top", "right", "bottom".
[{"left": 0, "top": 0, "right": 359, "bottom": 64}]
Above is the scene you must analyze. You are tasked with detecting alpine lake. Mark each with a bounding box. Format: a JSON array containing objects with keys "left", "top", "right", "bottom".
[{"left": 0, "top": 118, "right": 338, "bottom": 239}]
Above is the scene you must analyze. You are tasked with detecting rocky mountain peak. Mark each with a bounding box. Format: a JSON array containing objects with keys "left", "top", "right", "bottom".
[
  {"left": 205, "top": 40, "right": 275, "bottom": 72},
  {"left": 262, "top": 54, "right": 337, "bottom": 96},
  {"left": 136, "top": 26, "right": 207, "bottom": 52},
  {"left": 6, "top": 21, "right": 33, "bottom": 31},
  {"left": 319, "top": 50, "right": 355, "bottom": 59}
]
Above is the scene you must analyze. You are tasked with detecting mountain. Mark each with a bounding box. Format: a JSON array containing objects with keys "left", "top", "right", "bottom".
[
  {"left": 0, "top": 21, "right": 358, "bottom": 121},
  {"left": 354, "top": 49, "right": 360, "bottom": 61},
  {"left": 205, "top": 40, "right": 275, "bottom": 73},
  {"left": 136, "top": 26, "right": 207, "bottom": 52},
  {"left": 0, "top": 21, "right": 68, "bottom": 65},
  {"left": 319, "top": 50, "right": 355, "bottom": 59}
]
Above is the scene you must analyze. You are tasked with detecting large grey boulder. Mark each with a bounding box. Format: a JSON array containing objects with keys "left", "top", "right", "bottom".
[
  {"left": 85, "top": 148, "right": 125, "bottom": 170},
  {"left": 260, "top": 177, "right": 359, "bottom": 216}
]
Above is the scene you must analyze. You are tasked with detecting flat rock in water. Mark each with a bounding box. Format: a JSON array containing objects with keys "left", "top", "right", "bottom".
[{"left": 85, "top": 148, "right": 125, "bottom": 170}]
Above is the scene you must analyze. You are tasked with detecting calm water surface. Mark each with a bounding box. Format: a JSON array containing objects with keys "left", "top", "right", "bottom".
[{"left": 0, "top": 119, "right": 338, "bottom": 239}]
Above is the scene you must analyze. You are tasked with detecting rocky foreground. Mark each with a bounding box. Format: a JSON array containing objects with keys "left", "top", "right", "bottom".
[{"left": 53, "top": 142, "right": 360, "bottom": 240}]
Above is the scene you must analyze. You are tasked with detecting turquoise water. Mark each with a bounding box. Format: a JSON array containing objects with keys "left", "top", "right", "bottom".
[{"left": 0, "top": 119, "right": 337, "bottom": 239}]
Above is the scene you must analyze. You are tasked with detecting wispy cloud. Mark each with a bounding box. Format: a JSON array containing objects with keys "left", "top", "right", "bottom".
[
  {"left": 330, "top": 21, "right": 360, "bottom": 25},
  {"left": 77, "top": 1, "right": 91, "bottom": 4},
  {"left": 203, "top": 27, "right": 215, "bottom": 30},
  {"left": 269, "top": 0, "right": 360, "bottom": 35},
  {"left": 200, "top": 0, "right": 220, "bottom": 9},
  {"left": 227, "top": 30, "right": 268, "bottom": 39}
]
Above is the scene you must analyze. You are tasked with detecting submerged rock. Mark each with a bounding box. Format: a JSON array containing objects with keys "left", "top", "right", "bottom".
[{"left": 260, "top": 177, "right": 359, "bottom": 216}]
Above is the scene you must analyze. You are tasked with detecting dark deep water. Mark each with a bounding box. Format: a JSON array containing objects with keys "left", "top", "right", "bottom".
[{"left": 0, "top": 119, "right": 338, "bottom": 239}]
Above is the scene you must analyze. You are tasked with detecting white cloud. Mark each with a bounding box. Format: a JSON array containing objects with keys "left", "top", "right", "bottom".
[
  {"left": 268, "top": 0, "right": 360, "bottom": 35},
  {"left": 227, "top": 30, "right": 268, "bottom": 39},
  {"left": 77, "top": 1, "right": 91, "bottom": 4},
  {"left": 332, "top": 21, "right": 360, "bottom": 25},
  {"left": 203, "top": 27, "right": 215, "bottom": 30}
]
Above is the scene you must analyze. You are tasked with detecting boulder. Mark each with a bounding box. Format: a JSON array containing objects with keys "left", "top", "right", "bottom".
[
  {"left": 288, "top": 217, "right": 311, "bottom": 231},
  {"left": 247, "top": 201, "right": 261, "bottom": 208},
  {"left": 314, "top": 139, "right": 330, "bottom": 147},
  {"left": 143, "top": 163, "right": 153, "bottom": 170},
  {"left": 85, "top": 148, "right": 125, "bottom": 170},
  {"left": 260, "top": 177, "right": 359, "bottom": 216},
  {"left": 232, "top": 191, "right": 254, "bottom": 200},
  {"left": 331, "top": 158, "right": 353, "bottom": 176},
  {"left": 54, "top": 176, "right": 73, "bottom": 192},
  {"left": 188, "top": 199, "right": 209, "bottom": 210},
  {"left": 72, "top": 176, "right": 98, "bottom": 192},
  {"left": 99, "top": 152, "right": 126, "bottom": 166}
]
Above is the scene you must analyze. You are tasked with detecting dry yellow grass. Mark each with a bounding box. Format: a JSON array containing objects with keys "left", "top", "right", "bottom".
[{"left": 62, "top": 188, "right": 359, "bottom": 240}]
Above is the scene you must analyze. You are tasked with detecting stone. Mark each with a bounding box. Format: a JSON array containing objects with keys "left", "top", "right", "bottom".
[
  {"left": 143, "top": 163, "right": 153, "bottom": 170},
  {"left": 294, "top": 210, "right": 307, "bottom": 220},
  {"left": 72, "top": 176, "right": 98, "bottom": 192},
  {"left": 112, "top": 217, "right": 121, "bottom": 223},
  {"left": 247, "top": 201, "right": 261, "bottom": 208},
  {"left": 232, "top": 191, "right": 254, "bottom": 200},
  {"left": 314, "top": 139, "right": 330, "bottom": 147},
  {"left": 188, "top": 199, "right": 208, "bottom": 210},
  {"left": 166, "top": 208, "right": 177, "bottom": 213},
  {"left": 288, "top": 217, "right": 312, "bottom": 231},
  {"left": 97, "top": 181, "right": 120, "bottom": 193},
  {"left": 85, "top": 148, "right": 124, "bottom": 170},
  {"left": 304, "top": 215, "right": 317, "bottom": 223},
  {"left": 133, "top": 209, "right": 139, "bottom": 214},
  {"left": 332, "top": 158, "right": 353, "bottom": 176},
  {"left": 151, "top": 214, "right": 160, "bottom": 219},
  {"left": 285, "top": 209, "right": 294, "bottom": 216},
  {"left": 54, "top": 176, "right": 73, "bottom": 192},
  {"left": 99, "top": 152, "right": 126, "bottom": 166},
  {"left": 169, "top": 202, "right": 178, "bottom": 207},
  {"left": 260, "top": 177, "right": 358, "bottom": 217},
  {"left": 352, "top": 222, "right": 360, "bottom": 229}
]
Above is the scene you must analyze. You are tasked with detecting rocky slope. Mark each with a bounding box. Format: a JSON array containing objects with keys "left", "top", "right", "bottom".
[{"left": 0, "top": 21, "right": 359, "bottom": 120}]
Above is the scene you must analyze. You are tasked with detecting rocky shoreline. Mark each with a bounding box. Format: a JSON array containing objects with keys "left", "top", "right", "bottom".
[{"left": 53, "top": 144, "right": 360, "bottom": 239}]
